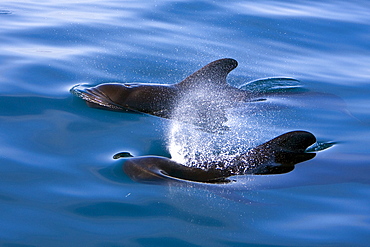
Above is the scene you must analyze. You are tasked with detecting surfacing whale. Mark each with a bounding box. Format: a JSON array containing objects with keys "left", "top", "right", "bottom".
[
  {"left": 70, "top": 59, "right": 297, "bottom": 121},
  {"left": 70, "top": 59, "right": 320, "bottom": 183},
  {"left": 119, "top": 131, "right": 316, "bottom": 184},
  {"left": 71, "top": 58, "right": 240, "bottom": 117}
]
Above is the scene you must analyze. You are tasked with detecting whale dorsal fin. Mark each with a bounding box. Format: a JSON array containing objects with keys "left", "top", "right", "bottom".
[{"left": 177, "top": 58, "right": 238, "bottom": 89}]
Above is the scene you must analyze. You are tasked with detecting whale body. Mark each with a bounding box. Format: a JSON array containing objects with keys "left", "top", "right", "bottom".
[
  {"left": 70, "top": 59, "right": 319, "bottom": 183},
  {"left": 71, "top": 58, "right": 303, "bottom": 131},
  {"left": 70, "top": 58, "right": 298, "bottom": 119},
  {"left": 121, "top": 131, "right": 316, "bottom": 184}
]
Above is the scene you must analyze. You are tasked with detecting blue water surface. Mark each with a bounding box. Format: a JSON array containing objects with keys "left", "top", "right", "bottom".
[{"left": 1, "top": 0, "right": 369, "bottom": 246}]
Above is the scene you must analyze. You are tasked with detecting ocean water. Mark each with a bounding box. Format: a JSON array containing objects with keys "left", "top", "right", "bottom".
[{"left": 1, "top": 0, "right": 369, "bottom": 246}]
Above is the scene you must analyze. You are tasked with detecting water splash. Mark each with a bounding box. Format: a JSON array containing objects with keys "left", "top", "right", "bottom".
[
  {"left": 167, "top": 77, "right": 303, "bottom": 169},
  {"left": 168, "top": 88, "right": 262, "bottom": 169}
]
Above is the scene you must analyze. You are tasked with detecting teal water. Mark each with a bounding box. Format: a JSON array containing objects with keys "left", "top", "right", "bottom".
[{"left": 1, "top": 0, "right": 369, "bottom": 246}]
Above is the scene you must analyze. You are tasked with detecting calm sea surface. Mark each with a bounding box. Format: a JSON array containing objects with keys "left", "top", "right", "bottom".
[{"left": 1, "top": 0, "right": 369, "bottom": 246}]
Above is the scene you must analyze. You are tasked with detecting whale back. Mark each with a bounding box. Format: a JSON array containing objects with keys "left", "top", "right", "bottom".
[
  {"left": 123, "top": 156, "right": 232, "bottom": 184},
  {"left": 240, "top": 131, "right": 317, "bottom": 175},
  {"left": 122, "top": 131, "right": 317, "bottom": 184}
]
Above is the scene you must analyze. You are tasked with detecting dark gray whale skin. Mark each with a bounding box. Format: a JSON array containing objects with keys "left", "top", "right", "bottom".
[
  {"left": 70, "top": 60, "right": 317, "bottom": 183},
  {"left": 122, "top": 131, "right": 316, "bottom": 184},
  {"left": 70, "top": 58, "right": 257, "bottom": 118}
]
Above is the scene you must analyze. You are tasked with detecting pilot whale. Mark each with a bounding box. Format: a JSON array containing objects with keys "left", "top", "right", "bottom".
[
  {"left": 70, "top": 58, "right": 296, "bottom": 120},
  {"left": 119, "top": 131, "right": 316, "bottom": 184},
  {"left": 71, "top": 59, "right": 319, "bottom": 183}
]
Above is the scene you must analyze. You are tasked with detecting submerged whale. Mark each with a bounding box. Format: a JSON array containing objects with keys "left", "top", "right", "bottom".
[{"left": 119, "top": 131, "right": 316, "bottom": 184}]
